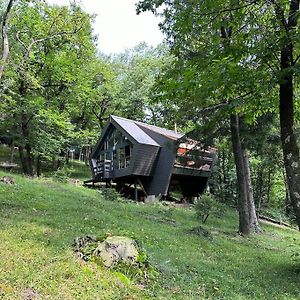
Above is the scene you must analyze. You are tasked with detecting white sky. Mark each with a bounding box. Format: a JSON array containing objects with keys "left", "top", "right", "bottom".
[{"left": 47, "top": 0, "right": 164, "bottom": 54}]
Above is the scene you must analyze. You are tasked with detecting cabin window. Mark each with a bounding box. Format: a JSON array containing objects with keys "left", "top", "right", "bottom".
[
  {"left": 105, "top": 152, "right": 112, "bottom": 161},
  {"left": 119, "top": 148, "right": 125, "bottom": 169},
  {"left": 115, "top": 130, "right": 122, "bottom": 143},
  {"left": 125, "top": 145, "right": 131, "bottom": 168},
  {"left": 118, "top": 145, "right": 131, "bottom": 169},
  {"left": 108, "top": 133, "right": 115, "bottom": 148},
  {"left": 104, "top": 140, "right": 108, "bottom": 150}
]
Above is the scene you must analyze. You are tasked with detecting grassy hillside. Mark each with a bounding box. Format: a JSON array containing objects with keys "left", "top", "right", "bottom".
[{"left": 0, "top": 170, "right": 300, "bottom": 299}]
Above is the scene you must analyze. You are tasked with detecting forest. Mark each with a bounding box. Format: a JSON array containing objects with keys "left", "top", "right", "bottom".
[
  {"left": 0, "top": 1, "right": 300, "bottom": 299},
  {"left": 1, "top": 0, "right": 299, "bottom": 233}
]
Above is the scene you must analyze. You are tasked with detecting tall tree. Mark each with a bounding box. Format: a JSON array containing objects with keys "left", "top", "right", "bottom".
[
  {"left": 0, "top": 0, "right": 15, "bottom": 81},
  {"left": 275, "top": 0, "right": 300, "bottom": 227},
  {"left": 111, "top": 43, "right": 173, "bottom": 123},
  {"left": 137, "top": 0, "right": 300, "bottom": 229},
  {"left": 1, "top": 1, "right": 98, "bottom": 175}
]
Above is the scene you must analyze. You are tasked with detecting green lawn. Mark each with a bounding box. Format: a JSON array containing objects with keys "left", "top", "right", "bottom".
[{"left": 0, "top": 170, "right": 300, "bottom": 299}]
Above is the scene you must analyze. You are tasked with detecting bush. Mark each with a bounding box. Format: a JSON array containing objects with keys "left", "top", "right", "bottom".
[
  {"left": 52, "top": 165, "right": 73, "bottom": 182},
  {"left": 99, "top": 188, "right": 121, "bottom": 201},
  {"left": 195, "top": 192, "right": 218, "bottom": 223}
]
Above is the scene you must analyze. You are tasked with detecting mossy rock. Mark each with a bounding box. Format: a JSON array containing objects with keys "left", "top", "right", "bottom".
[
  {"left": 74, "top": 235, "right": 158, "bottom": 283},
  {"left": 93, "top": 236, "right": 139, "bottom": 268}
]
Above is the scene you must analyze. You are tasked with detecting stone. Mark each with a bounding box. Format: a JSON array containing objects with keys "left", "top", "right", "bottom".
[
  {"left": 145, "top": 195, "right": 159, "bottom": 203},
  {"left": 93, "top": 236, "right": 139, "bottom": 268},
  {"left": 21, "top": 288, "right": 40, "bottom": 300},
  {"left": 0, "top": 176, "right": 15, "bottom": 185}
]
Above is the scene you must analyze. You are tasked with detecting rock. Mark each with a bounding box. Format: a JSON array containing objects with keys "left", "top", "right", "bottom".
[
  {"left": 93, "top": 236, "right": 139, "bottom": 268},
  {"left": 21, "top": 288, "right": 40, "bottom": 300},
  {"left": 0, "top": 176, "right": 15, "bottom": 185},
  {"left": 69, "top": 178, "right": 80, "bottom": 185},
  {"left": 73, "top": 235, "right": 97, "bottom": 259},
  {"left": 74, "top": 235, "right": 158, "bottom": 283}
]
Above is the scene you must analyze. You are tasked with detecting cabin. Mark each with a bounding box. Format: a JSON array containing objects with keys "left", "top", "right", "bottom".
[{"left": 87, "top": 115, "right": 216, "bottom": 201}]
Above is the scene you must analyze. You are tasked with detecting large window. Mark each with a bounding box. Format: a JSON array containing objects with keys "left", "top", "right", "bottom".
[
  {"left": 119, "top": 148, "right": 125, "bottom": 169},
  {"left": 124, "top": 145, "right": 131, "bottom": 168},
  {"left": 118, "top": 145, "right": 131, "bottom": 169},
  {"left": 98, "top": 127, "right": 132, "bottom": 170}
]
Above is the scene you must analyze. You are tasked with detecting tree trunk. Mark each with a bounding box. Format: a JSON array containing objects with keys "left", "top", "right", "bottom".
[
  {"left": 18, "top": 144, "right": 33, "bottom": 176},
  {"left": 266, "top": 167, "right": 272, "bottom": 204},
  {"left": 25, "top": 143, "right": 34, "bottom": 176},
  {"left": 0, "top": 0, "right": 14, "bottom": 81},
  {"left": 79, "top": 149, "right": 82, "bottom": 161},
  {"left": 279, "top": 42, "right": 300, "bottom": 229},
  {"left": 243, "top": 147, "right": 260, "bottom": 232},
  {"left": 36, "top": 154, "right": 41, "bottom": 177},
  {"left": 10, "top": 141, "right": 15, "bottom": 163},
  {"left": 256, "top": 168, "right": 264, "bottom": 214},
  {"left": 283, "top": 169, "right": 291, "bottom": 214},
  {"left": 18, "top": 146, "right": 28, "bottom": 174},
  {"left": 230, "top": 114, "right": 250, "bottom": 235},
  {"left": 66, "top": 150, "right": 70, "bottom": 165}
]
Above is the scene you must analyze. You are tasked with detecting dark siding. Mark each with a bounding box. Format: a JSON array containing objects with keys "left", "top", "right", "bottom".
[
  {"left": 131, "top": 145, "right": 160, "bottom": 176},
  {"left": 146, "top": 147, "right": 176, "bottom": 195},
  {"left": 137, "top": 127, "right": 178, "bottom": 196},
  {"left": 172, "top": 166, "right": 211, "bottom": 178},
  {"left": 113, "top": 166, "right": 133, "bottom": 178}
]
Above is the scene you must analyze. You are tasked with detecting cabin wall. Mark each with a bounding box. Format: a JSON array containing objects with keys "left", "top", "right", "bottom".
[
  {"left": 172, "top": 166, "right": 211, "bottom": 178},
  {"left": 131, "top": 144, "right": 160, "bottom": 176},
  {"left": 138, "top": 127, "right": 178, "bottom": 196}
]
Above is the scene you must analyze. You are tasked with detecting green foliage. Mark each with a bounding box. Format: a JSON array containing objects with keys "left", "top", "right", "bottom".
[
  {"left": 99, "top": 188, "right": 122, "bottom": 202},
  {"left": 76, "top": 235, "right": 159, "bottom": 284},
  {"left": 51, "top": 165, "right": 73, "bottom": 182},
  {"left": 0, "top": 1, "right": 109, "bottom": 175},
  {"left": 195, "top": 192, "right": 222, "bottom": 223},
  {"left": 111, "top": 42, "right": 174, "bottom": 124}
]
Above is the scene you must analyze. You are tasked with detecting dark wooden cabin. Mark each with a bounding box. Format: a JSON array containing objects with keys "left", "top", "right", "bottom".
[{"left": 88, "top": 115, "right": 216, "bottom": 200}]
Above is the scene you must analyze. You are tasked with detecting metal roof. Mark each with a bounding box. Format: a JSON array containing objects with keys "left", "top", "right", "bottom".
[
  {"left": 111, "top": 115, "right": 160, "bottom": 146},
  {"left": 136, "top": 121, "right": 184, "bottom": 140}
]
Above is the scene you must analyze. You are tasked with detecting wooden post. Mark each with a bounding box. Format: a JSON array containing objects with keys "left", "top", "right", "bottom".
[
  {"left": 134, "top": 177, "right": 138, "bottom": 201},
  {"left": 137, "top": 177, "right": 148, "bottom": 197}
]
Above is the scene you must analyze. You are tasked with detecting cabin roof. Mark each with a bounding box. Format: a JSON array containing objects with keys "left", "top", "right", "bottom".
[
  {"left": 111, "top": 115, "right": 185, "bottom": 146},
  {"left": 135, "top": 121, "right": 184, "bottom": 140}
]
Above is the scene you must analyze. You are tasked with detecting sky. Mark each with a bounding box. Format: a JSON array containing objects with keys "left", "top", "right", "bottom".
[{"left": 47, "top": 0, "right": 164, "bottom": 54}]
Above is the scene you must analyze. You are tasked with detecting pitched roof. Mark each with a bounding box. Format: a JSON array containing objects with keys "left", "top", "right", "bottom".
[
  {"left": 111, "top": 115, "right": 160, "bottom": 146},
  {"left": 135, "top": 121, "right": 184, "bottom": 140},
  {"left": 111, "top": 115, "right": 184, "bottom": 146}
]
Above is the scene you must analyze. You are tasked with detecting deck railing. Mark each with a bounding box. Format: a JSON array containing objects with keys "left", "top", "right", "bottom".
[
  {"left": 93, "top": 159, "right": 113, "bottom": 178},
  {"left": 174, "top": 155, "right": 213, "bottom": 171}
]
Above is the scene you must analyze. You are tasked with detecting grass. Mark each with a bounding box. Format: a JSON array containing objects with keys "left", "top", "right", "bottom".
[{"left": 0, "top": 167, "right": 300, "bottom": 299}]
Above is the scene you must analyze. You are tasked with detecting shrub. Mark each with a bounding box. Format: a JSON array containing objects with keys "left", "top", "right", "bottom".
[
  {"left": 195, "top": 192, "right": 217, "bottom": 223},
  {"left": 52, "top": 165, "right": 73, "bottom": 182},
  {"left": 99, "top": 188, "right": 121, "bottom": 201}
]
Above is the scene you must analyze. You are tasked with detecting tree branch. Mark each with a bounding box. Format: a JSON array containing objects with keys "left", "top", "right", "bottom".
[
  {"left": 0, "top": 0, "right": 15, "bottom": 81},
  {"left": 200, "top": 0, "right": 258, "bottom": 17}
]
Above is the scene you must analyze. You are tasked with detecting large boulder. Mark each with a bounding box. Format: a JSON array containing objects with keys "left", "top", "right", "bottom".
[
  {"left": 93, "top": 236, "right": 139, "bottom": 268},
  {"left": 74, "top": 235, "right": 158, "bottom": 283}
]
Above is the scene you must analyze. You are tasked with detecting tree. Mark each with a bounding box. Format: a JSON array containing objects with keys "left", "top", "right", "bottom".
[
  {"left": 111, "top": 43, "right": 173, "bottom": 124},
  {"left": 138, "top": 0, "right": 265, "bottom": 234},
  {"left": 0, "top": 0, "right": 15, "bottom": 81},
  {"left": 137, "top": 0, "right": 300, "bottom": 230},
  {"left": 0, "top": 1, "right": 99, "bottom": 175}
]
